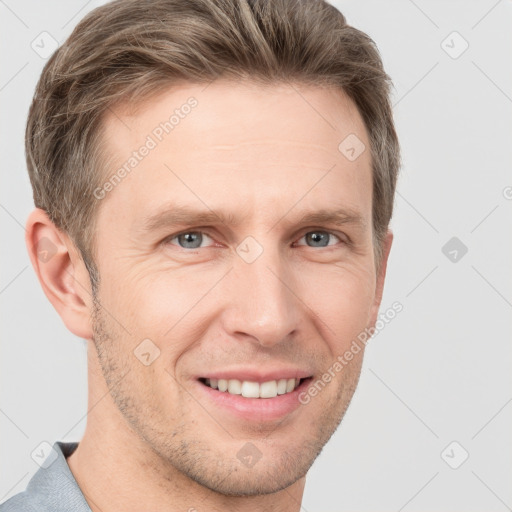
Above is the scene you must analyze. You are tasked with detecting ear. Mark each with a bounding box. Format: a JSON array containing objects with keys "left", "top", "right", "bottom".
[
  {"left": 25, "top": 208, "right": 94, "bottom": 340},
  {"left": 368, "top": 229, "right": 393, "bottom": 327}
]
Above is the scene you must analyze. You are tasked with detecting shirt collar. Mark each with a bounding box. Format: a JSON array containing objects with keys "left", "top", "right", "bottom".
[{"left": 25, "top": 441, "right": 91, "bottom": 512}]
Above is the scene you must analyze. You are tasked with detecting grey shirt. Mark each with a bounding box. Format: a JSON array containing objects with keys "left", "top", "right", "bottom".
[{"left": 0, "top": 442, "right": 91, "bottom": 511}]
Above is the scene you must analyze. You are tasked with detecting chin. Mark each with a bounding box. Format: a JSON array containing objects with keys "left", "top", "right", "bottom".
[
  {"left": 189, "top": 457, "right": 311, "bottom": 497},
  {"left": 164, "top": 435, "right": 325, "bottom": 497}
]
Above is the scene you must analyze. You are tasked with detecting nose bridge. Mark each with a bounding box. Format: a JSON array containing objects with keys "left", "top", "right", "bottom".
[{"left": 227, "top": 239, "right": 299, "bottom": 346}]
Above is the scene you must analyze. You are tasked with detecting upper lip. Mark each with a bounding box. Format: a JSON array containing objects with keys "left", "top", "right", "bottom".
[{"left": 198, "top": 368, "right": 313, "bottom": 383}]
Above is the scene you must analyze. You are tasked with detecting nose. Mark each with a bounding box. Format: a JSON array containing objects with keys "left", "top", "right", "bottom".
[{"left": 221, "top": 242, "right": 300, "bottom": 348}]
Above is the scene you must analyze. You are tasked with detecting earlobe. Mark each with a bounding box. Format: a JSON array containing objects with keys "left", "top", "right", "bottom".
[{"left": 25, "top": 208, "right": 94, "bottom": 340}]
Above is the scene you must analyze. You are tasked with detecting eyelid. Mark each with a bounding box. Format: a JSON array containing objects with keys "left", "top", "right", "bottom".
[
  {"left": 294, "top": 229, "right": 345, "bottom": 247},
  {"left": 165, "top": 229, "right": 216, "bottom": 248},
  {"left": 164, "top": 227, "right": 348, "bottom": 250}
]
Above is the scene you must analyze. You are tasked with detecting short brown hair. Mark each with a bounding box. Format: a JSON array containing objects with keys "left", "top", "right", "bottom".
[{"left": 26, "top": 0, "right": 400, "bottom": 284}]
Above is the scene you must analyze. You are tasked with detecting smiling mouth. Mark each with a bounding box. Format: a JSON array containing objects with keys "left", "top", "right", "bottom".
[{"left": 199, "top": 377, "right": 312, "bottom": 399}]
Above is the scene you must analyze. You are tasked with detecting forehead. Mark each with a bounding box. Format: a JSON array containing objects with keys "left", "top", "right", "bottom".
[
  {"left": 102, "top": 79, "right": 369, "bottom": 161},
  {"left": 97, "top": 80, "right": 372, "bottom": 226}
]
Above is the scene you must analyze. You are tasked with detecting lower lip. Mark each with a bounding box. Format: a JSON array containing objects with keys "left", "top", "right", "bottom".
[{"left": 196, "top": 378, "right": 312, "bottom": 422}]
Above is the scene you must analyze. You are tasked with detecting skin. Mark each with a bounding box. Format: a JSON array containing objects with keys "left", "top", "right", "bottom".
[{"left": 26, "top": 80, "right": 392, "bottom": 512}]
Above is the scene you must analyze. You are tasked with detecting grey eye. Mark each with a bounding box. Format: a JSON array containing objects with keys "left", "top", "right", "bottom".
[
  {"left": 304, "top": 231, "right": 335, "bottom": 247},
  {"left": 176, "top": 232, "right": 204, "bottom": 249}
]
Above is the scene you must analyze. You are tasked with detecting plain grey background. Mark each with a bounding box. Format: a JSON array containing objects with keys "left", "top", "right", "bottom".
[{"left": 1, "top": 0, "right": 511, "bottom": 510}]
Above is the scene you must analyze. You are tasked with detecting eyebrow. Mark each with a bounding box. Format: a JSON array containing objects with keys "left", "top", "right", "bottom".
[{"left": 141, "top": 204, "right": 367, "bottom": 233}]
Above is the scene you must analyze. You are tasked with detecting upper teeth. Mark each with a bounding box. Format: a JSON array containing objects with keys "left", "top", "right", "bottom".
[{"left": 205, "top": 378, "right": 299, "bottom": 398}]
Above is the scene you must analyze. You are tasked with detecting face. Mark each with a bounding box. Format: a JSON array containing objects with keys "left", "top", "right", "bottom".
[{"left": 90, "top": 80, "right": 387, "bottom": 496}]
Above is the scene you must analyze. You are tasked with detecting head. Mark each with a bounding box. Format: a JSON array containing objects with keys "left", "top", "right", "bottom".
[{"left": 26, "top": 0, "right": 400, "bottom": 498}]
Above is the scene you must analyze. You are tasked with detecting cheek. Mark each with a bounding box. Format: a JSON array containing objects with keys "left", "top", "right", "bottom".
[
  {"left": 105, "top": 265, "right": 223, "bottom": 348},
  {"left": 100, "top": 255, "right": 376, "bottom": 359},
  {"left": 299, "top": 265, "right": 376, "bottom": 349}
]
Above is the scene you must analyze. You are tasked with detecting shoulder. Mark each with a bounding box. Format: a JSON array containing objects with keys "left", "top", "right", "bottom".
[
  {"left": 0, "top": 491, "right": 41, "bottom": 512},
  {"left": 0, "top": 441, "right": 90, "bottom": 512}
]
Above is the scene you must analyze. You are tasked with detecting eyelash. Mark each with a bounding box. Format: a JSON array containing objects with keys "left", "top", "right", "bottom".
[{"left": 164, "top": 229, "right": 346, "bottom": 250}]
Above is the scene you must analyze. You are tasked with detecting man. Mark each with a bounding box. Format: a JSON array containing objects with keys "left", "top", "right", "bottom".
[{"left": 1, "top": 0, "right": 400, "bottom": 510}]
